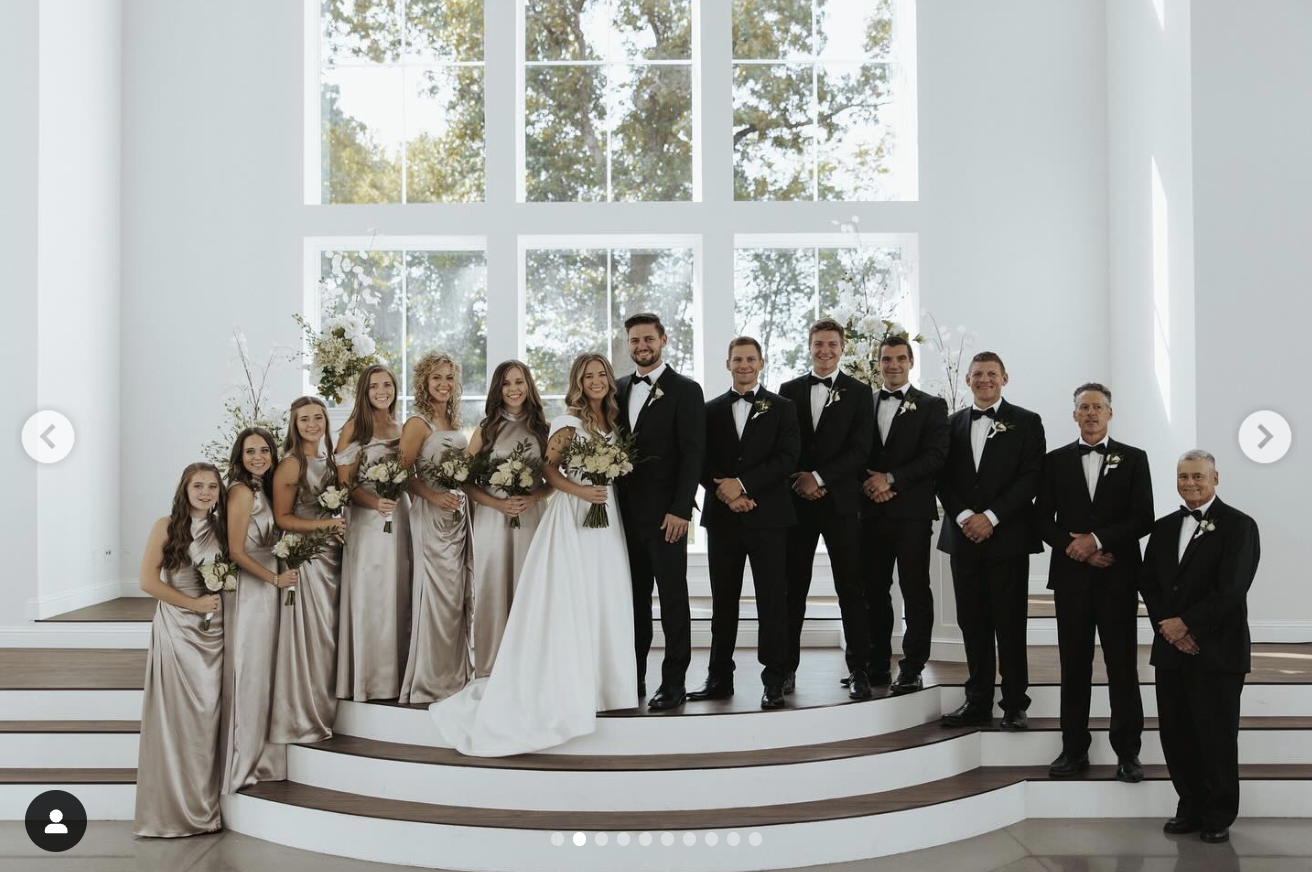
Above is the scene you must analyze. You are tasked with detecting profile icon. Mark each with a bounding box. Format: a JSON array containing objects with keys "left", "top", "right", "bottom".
[
  {"left": 45, "top": 809, "right": 69, "bottom": 834},
  {"left": 25, "top": 790, "right": 86, "bottom": 851}
]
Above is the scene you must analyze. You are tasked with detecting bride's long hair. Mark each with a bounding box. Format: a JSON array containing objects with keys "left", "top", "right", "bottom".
[{"left": 564, "top": 353, "right": 620, "bottom": 439}]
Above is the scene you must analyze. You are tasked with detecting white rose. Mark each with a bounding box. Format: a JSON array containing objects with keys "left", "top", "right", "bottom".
[
  {"left": 519, "top": 472, "right": 534, "bottom": 488},
  {"left": 353, "top": 335, "right": 376, "bottom": 357},
  {"left": 607, "top": 464, "right": 620, "bottom": 478}
]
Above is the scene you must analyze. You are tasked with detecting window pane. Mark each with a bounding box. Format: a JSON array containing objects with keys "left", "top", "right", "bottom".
[
  {"left": 525, "top": 249, "right": 609, "bottom": 395},
  {"left": 321, "top": 67, "right": 403, "bottom": 204},
  {"left": 613, "top": 0, "right": 692, "bottom": 60},
  {"left": 322, "top": 0, "right": 399, "bottom": 65},
  {"left": 404, "top": 251, "right": 489, "bottom": 398},
  {"left": 609, "top": 65, "right": 692, "bottom": 201},
  {"left": 405, "top": 66, "right": 485, "bottom": 202},
  {"left": 816, "top": 0, "right": 895, "bottom": 61},
  {"left": 816, "top": 63, "right": 896, "bottom": 200},
  {"left": 732, "top": 0, "right": 812, "bottom": 60},
  {"left": 733, "top": 64, "right": 813, "bottom": 200},
  {"left": 610, "top": 249, "right": 695, "bottom": 380},
  {"left": 319, "top": 250, "right": 404, "bottom": 400},
  {"left": 403, "top": 0, "right": 483, "bottom": 62},
  {"left": 818, "top": 245, "right": 905, "bottom": 322},
  {"left": 525, "top": 0, "right": 609, "bottom": 61},
  {"left": 525, "top": 66, "right": 607, "bottom": 202},
  {"left": 734, "top": 248, "right": 817, "bottom": 388}
]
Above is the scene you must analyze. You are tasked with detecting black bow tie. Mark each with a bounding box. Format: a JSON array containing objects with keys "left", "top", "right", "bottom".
[
  {"left": 736, "top": 390, "right": 756, "bottom": 404},
  {"left": 808, "top": 374, "right": 833, "bottom": 388},
  {"left": 1078, "top": 443, "right": 1107, "bottom": 455},
  {"left": 1181, "top": 506, "right": 1204, "bottom": 522},
  {"left": 970, "top": 407, "right": 996, "bottom": 420},
  {"left": 879, "top": 389, "right": 905, "bottom": 401},
  {"left": 633, "top": 374, "right": 652, "bottom": 386}
]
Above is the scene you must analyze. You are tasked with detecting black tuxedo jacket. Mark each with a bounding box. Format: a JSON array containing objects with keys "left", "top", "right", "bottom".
[
  {"left": 616, "top": 366, "right": 706, "bottom": 525},
  {"left": 700, "top": 388, "right": 800, "bottom": 531},
  {"left": 936, "top": 398, "right": 1045, "bottom": 557},
  {"left": 778, "top": 371, "right": 875, "bottom": 517},
  {"left": 1036, "top": 439, "right": 1154, "bottom": 589},
  {"left": 1139, "top": 498, "right": 1260, "bottom": 674},
  {"left": 861, "top": 385, "right": 949, "bottom": 521}
]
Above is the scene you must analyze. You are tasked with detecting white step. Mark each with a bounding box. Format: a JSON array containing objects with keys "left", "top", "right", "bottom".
[
  {"left": 0, "top": 784, "right": 135, "bottom": 820},
  {"left": 0, "top": 732, "right": 139, "bottom": 768},
  {"left": 0, "top": 690, "right": 144, "bottom": 720}
]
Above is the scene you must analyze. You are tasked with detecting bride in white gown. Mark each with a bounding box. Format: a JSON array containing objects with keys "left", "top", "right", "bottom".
[{"left": 430, "top": 353, "right": 638, "bottom": 756}]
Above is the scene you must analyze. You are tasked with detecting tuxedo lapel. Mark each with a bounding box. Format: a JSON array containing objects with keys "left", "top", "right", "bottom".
[
  {"left": 739, "top": 392, "right": 771, "bottom": 446},
  {"left": 879, "top": 386, "right": 914, "bottom": 447},
  {"left": 720, "top": 394, "right": 742, "bottom": 447},
  {"left": 633, "top": 369, "right": 668, "bottom": 432},
  {"left": 793, "top": 380, "right": 815, "bottom": 437},
  {"left": 1174, "top": 499, "right": 1221, "bottom": 578},
  {"left": 1089, "top": 439, "right": 1116, "bottom": 510},
  {"left": 953, "top": 408, "right": 973, "bottom": 475},
  {"left": 619, "top": 377, "right": 634, "bottom": 433}
]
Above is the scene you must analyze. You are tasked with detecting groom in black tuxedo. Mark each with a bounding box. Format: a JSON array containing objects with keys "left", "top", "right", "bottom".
[
  {"left": 693, "top": 337, "right": 800, "bottom": 709},
  {"left": 616, "top": 313, "right": 706, "bottom": 711},
  {"left": 937, "top": 351, "right": 1045, "bottom": 729},
  {"left": 780, "top": 318, "right": 876, "bottom": 699},
  {"left": 1140, "top": 450, "right": 1259, "bottom": 845},
  {"left": 1036, "top": 383, "right": 1154, "bottom": 783}
]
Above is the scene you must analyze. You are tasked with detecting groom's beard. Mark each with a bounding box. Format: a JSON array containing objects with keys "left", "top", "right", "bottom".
[{"left": 631, "top": 349, "right": 661, "bottom": 371}]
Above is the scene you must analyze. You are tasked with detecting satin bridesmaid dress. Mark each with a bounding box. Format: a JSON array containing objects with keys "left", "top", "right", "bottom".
[
  {"left": 134, "top": 516, "right": 226, "bottom": 837},
  {"left": 335, "top": 436, "right": 413, "bottom": 701},
  {"left": 219, "top": 483, "right": 287, "bottom": 793},
  {"left": 270, "top": 453, "right": 343, "bottom": 742},
  {"left": 470, "top": 411, "right": 546, "bottom": 677},
  {"left": 399, "top": 419, "right": 473, "bottom": 705}
]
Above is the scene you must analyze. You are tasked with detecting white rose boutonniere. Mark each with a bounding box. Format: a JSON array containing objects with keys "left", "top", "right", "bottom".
[
  {"left": 649, "top": 385, "right": 665, "bottom": 404},
  {"left": 1198, "top": 518, "right": 1216, "bottom": 535},
  {"left": 751, "top": 398, "right": 772, "bottom": 419},
  {"left": 824, "top": 387, "right": 844, "bottom": 408},
  {"left": 898, "top": 400, "right": 917, "bottom": 416},
  {"left": 987, "top": 420, "right": 1011, "bottom": 439},
  {"left": 1103, "top": 452, "right": 1124, "bottom": 475}
]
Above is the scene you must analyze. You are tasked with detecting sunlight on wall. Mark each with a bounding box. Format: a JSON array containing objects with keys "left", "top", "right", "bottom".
[{"left": 1152, "top": 156, "right": 1171, "bottom": 423}]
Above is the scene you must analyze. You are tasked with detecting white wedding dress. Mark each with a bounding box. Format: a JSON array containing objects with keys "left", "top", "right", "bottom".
[{"left": 429, "top": 415, "right": 638, "bottom": 756}]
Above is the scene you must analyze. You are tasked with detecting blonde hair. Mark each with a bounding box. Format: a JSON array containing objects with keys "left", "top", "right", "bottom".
[
  {"left": 413, "top": 350, "right": 463, "bottom": 428},
  {"left": 564, "top": 353, "right": 620, "bottom": 439}
]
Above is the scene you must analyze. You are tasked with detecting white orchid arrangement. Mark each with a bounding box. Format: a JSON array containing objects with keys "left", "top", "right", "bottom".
[
  {"left": 922, "top": 312, "right": 976, "bottom": 415},
  {"left": 202, "top": 329, "right": 290, "bottom": 473}
]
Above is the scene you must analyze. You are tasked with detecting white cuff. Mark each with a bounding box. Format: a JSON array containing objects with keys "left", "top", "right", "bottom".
[
  {"left": 955, "top": 510, "right": 973, "bottom": 527},
  {"left": 1092, "top": 532, "right": 1103, "bottom": 551},
  {"left": 984, "top": 510, "right": 999, "bottom": 527},
  {"left": 811, "top": 470, "right": 825, "bottom": 487},
  {"left": 736, "top": 478, "right": 748, "bottom": 497}
]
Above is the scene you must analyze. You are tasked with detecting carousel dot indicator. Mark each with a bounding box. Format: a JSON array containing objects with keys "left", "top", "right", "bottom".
[
  {"left": 661, "top": 832, "right": 674, "bottom": 846},
  {"left": 617, "top": 832, "right": 631, "bottom": 846},
  {"left": 595, "top": 833, "right": 608, "bottom": 846},
  {"left": 550, "top": 832, "right": 564, "bottom": 847},
  {"left": 727, "top": 832, "right": 741, "bottom": 847},
  {"left": 705, "top": 832, "right": 719, "bottom": 846},
  {"left": 639, "top": 832, "right": 652, "bottom": 846},
  {"left": 749, "top": 832, "right": 763, "bottom": 846},
  {"left": 572, "top": 832, "right": 586, "bottom": 846}
]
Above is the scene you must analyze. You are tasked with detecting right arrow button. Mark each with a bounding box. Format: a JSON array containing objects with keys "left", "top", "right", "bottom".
[{"left": 1239, "top": 411, "right": 1291, "bottom": 464}]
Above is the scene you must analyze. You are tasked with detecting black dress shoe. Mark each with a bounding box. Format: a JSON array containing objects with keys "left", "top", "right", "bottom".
[
  {"left": 761, "top": 686, "right": 785, "bottom": 709},
  {"left": 941, "top": 701, "right": 992, "bottom": 727},
  {"left": 687, "top": 677, "right": 734, "bottom": 701},
  {"left": 1163, "top": 816, "right": 1200, "bottom": 835},
  {"left": 847, "top": 670, "right": 873, "bottom": 700},
  {"left": 1200, "top": 826, "right": 1230, "bottom": 844},
  {"left": 647, "top": 687, "right": 686, "bottom": 710},
  {"left": 1048, "top": 753, "right": 1090, "bottom": 777},
  {"left": 889, "top": 670, "right": 923, "bottom": 695},
  {"left": 999, "top": 710, "right": 1028, "bottom": 731},
  {"left": 1116, "top": 756, "right": 1144, "bottom": 783},
  {"left": 782, "top": 672, "right": 796, "bottom": 695}
]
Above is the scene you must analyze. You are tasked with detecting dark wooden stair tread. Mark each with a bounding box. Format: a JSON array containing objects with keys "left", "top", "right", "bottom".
[
  {"left": 0, "top": 721, "right": 141, "bottom": 733},
  {"left": 0, "top": 768, "right": 136, "bottom": 783}
]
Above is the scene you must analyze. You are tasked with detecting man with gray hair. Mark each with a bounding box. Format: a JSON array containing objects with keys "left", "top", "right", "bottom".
[{"left": 1139, "top": 450, "right": 1260, "bottom": 844}]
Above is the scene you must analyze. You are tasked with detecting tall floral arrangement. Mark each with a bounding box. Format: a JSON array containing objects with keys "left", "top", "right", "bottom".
[
  {"left": 202, "top": 329, "right": 289, "bottom": 474},
  {"left": 921, "top": 312, "right": 976, "bottom": 414},
  {"left": 296, "top": 250, "right": 385, "bottom": 404}
]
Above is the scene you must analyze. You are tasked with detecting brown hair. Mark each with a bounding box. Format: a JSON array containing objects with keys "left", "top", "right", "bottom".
[
  {"left": 564, "top": 353, "right": 620, "bottom": 439},
  {"left": 878, "top": 335, "right": 915, "bottom": 362},
  {"left": 343, "top": 364, "right": 399, "bottom": 447},
  {"left": 623, "top": 312, "right": 666, "bottom": 337},
  {"left": 479, "top": 360, "right": 549, "bottom": 452},
  {"left": 969, "top": 351, "right": 1006, "bottom": 373},
  {"left": 1072, "top": 382, "right": 1112, "bottom": 405},
  {"left": 283, "top": 396, "right": 338, "bottom": 501},
  {"left": 227, "top": 427, "right": 278, "bottom": 501},
  {"left": 413, "top": 350, "right": 463, "bottom": 428},
  {"left": 808, "top": 317, "right": 846, "bottom": 341},
  {"left": 162, "top": 463, "right": 226, "bottom": 572},
  {"left": 727, "top": 336, "right": 763, "bottom": 357}
]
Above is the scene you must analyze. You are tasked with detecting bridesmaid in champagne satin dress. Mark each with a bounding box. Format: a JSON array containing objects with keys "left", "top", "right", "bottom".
[
  {"left": 463, "top": 360, "right": 551, "bottom": 678},
  {"left": 134, "top": 463, "right": 228, "bottom": 838},
  {"left": 399, "top": 352, "right": 474, "bottom": 704},
  {"left": 270, "top": 397, "right": 346, "bottom": 742},
  {"left": 219, "top": 428, "right": 291, "bottom": 792},
  {"left": 335, "top": 365, "right": 413, "bottom": 701}
]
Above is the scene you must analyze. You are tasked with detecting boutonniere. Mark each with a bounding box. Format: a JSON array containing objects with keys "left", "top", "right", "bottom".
[
  {"left": 751, "top": 399, "right": 772, "bottom": 419},
  {"left": 1102, "top": 452, "right": 1124, "bottom": 475},
  {"left": 649, "top": 385, "right": 664, "bottom": 403},
  {"left": 986, "top": 420, "right": 1011, "bottom": 439},
  {"left": 1198, "top": 518, "right": 1216, "bottom": 535},
  {"left": 824, "top": 387, "right": 844, "bottom": 408},
  {"left": 898, "top": 400, "right": 917, "bottom": 416}
]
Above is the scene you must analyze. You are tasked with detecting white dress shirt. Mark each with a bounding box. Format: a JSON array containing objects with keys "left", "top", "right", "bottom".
[
  {"left": 627, "top": 362, "right": 667, "bottom": 427},
  {"left": 731, "top": 383, "right": 760, "bottom": 439},
  {"left": 876, "top": 383, "right": 908, "bottom": 444},
  {"left": 1178, "top": 495, "right": 1217, "bottom": 562},
  {"left": 956, "top": 398, "right": 1003, "bottom": 530},
  {"left": 808, "top": 370, "right": 838, "bottom": 487},
  {"left": 1077, "top": 435, "right": 1110, "bottom": 550}
]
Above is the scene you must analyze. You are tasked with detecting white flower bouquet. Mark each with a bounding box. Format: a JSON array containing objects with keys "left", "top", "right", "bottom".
[
  {"left": 293, "top": 309, "right": 381, "bottom": 405},
  {"left": 197, "top": 556, "right": 238, "bottom": 629},
  {"left": 421, "top": 446, "right": 472, "bottom": 522},
  {"left": 561, "top": 432, "right": 638, "bottom": 529},
  {"left": 317, "top": 483, "right": 352, "bottom": 517},
  {"left": 358, "top": 456, "right": 409, "bottom": 533},
  {"left": 477, "top": 439, "right": 543, "bottom": 529},
  {"left": 272, "top": 529, "right": 334, "bottom": 606}
]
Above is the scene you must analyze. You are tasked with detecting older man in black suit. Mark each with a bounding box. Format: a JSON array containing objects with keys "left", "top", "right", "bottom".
[
  {"left": 1140, "top": 450, "right": 1260, "bottom": 845},
  {"left": 1036, "top": 383, "right": 1154, "bottom": 782},
  {"left": 692, "top": 337, "right": 800, "bottom": 709},
  {"left": 937, "top": 351, "right": 1045, "bottom": 730}
]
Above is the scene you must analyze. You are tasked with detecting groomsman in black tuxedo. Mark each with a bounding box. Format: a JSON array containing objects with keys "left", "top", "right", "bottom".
[
  {"left": 858, "top": 336, "right": 949, "bottom": 694},
  {"left": 692, "top": 337, "right": 800, "bottom": 709},
  {"left": 1140, "top": 451, "right": 1259, "bottom": 845},
  {"left": 1036, "top": 383, "right": 1154, "bottom": 782},
  {"left": 616, "top": 313, "right": 706, "bottom": 711},
  {"left": 780, "top": 318, "right": 876, "bottom": 699},
  {"left": 937, "top": 352, "right": 1045, "bottom": 729}
]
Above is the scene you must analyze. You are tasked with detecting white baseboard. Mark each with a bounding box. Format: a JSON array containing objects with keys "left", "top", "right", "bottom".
[
  {"left": 0, "top": 623, "right": 151, "bottom": 648},
  {"left": 24, "top": 579, "right": 124, "bottom": 621}
]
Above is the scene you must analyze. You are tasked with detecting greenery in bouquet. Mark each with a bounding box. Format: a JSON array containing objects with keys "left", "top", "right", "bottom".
[
  {"left": 272, "top": 529, "right": 335, "bottom": 606},
  {"left": 420, "top": 445, "right": 472, "bottom": 522},
  {"left": 477, "top": 439, "right": 543, "bottom": 529},
  {"left": 197, "top": 555, "right": 238, "bottom": 629},
  {"left": 358, "top": 456, "right": 409, "bottom": 533},
  {"left": 561, "top": 432, "right": 638, "bottom": 529}
]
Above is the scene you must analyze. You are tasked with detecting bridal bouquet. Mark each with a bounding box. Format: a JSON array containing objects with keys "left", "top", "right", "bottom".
[
  {"left": 478, "top": 439, "right": 543, "bottom": 529},
  {"left": 316, "top": 482, "right": 352, "bottom": 549},
  {"left": 273, "top": 530, "right": 334, "bottom": 606},
  {"left": 197, "top": 556, "right": 238, "bottom": 629},
  {"left": 561, "top": 432, "right": 638, "bottom": 529},
  {"left": 292, "top": 310, "right": 381, "bottom": 405},
  {"left": 421, "top": 446, "right": 472, "bottom": 522},
  {"left": 358, "top": 456, "right": 409, "bottom": 533}
]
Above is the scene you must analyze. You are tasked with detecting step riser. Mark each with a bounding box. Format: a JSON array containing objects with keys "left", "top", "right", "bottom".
[
  {"left": 0, "top": 734, "right": 139, "bottom": 768},
  {"left": 0, "top": 784, "right": 135, "bottom": 820},
  {"left": 0, "top": 691, "right": 144, "bottom": 720},
  {"left": 1026, "top": 778, "right": 1312, "bottom": 818},
  {"left": 984, "top": 731, "right": 1312, "bottom": 766},
  {"left": 1020, "top": 684, "right": 1312, "bottom": 718}
]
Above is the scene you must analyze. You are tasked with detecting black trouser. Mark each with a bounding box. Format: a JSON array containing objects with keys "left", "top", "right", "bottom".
[
  {"left": 785, "top": 510, "right": 869, "bottom": 674},
  {"left": 949, "top": 548, "right": 1030, "bottom": 712},
  {"left": 1054, "top": 580, "right": 1143, "bottom": 758},
  {"left": 626, "top": 521, "right": 691, "bottom": 691},
  {"left": 1156, "top": 665, "right": 1245, "bottom": 829},
  {"left": 705, "top": 523, "right": 789, "bottom": 688},
  {"left": 863, "top": 516, "right": 935, "bottom": 677}
]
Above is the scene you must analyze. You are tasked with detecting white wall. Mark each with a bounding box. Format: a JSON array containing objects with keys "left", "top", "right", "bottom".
[
  {"left": 1190, "top": 0, "right": 1309, "bottom": 636},
  {"left": 32, "top": 0, "right": 123, "bottom": 618}
]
